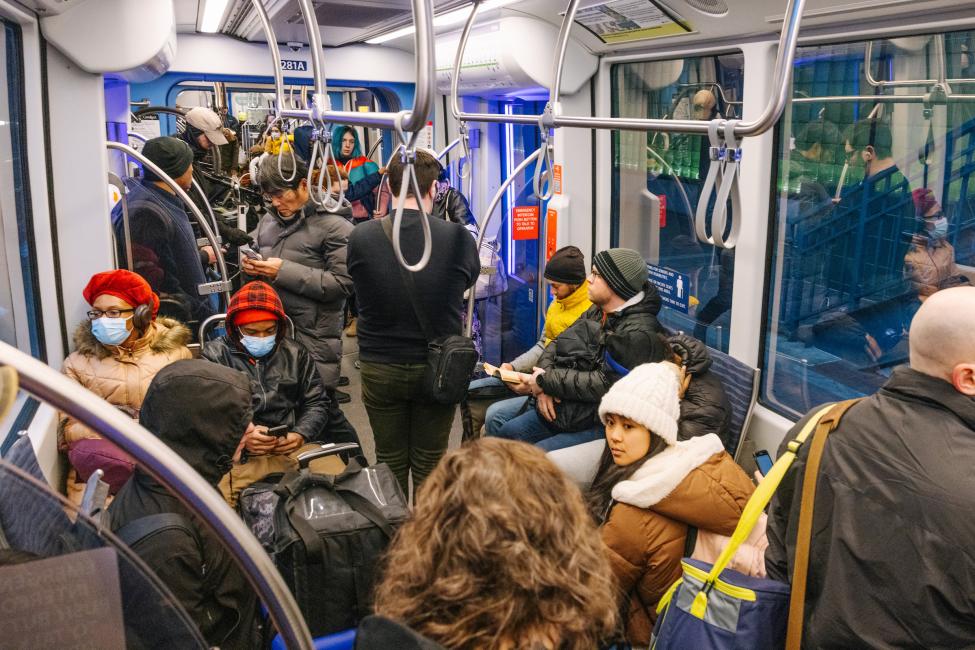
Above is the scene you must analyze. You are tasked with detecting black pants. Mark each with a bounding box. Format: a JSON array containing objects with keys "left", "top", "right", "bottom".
[{"left": 325, "top": 389, "right": 360, "bottom": 447}]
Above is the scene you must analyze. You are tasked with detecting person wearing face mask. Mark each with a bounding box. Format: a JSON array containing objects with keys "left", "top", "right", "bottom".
[
  {"left": 263, "top": 124, "right": 293, "bottom": 156},
  {"left": 59, "top": 270, "right": 192, "bottom": 506},
  {"left": 112, "top": 136, "right": 216, "bottom": 323},
  {"left": 904, "top": 188, "right": 968, "bottom": 304},
  {"left": 585, "top": 362, "right": 755, "bottom": 646},
  {"left": 767, "top": 287, "right": 975, "bottom": 648},
  {"left": 108, "top": 360, "right": 262, "bottom": 649},
  {"left": 202, "top": 281, "right": 344, "bottom": 506},
  {"left": 244, "top": 153, "right": 358, "bottom": 431}
]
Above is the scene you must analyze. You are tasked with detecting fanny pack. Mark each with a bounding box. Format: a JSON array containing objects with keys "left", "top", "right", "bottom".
[{"left": 381, "top": 217, "right": 478, "bottom": 404}]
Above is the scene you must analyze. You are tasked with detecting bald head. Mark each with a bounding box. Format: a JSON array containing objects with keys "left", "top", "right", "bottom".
[
  {"left": 910, "top": 287, "right": 975, "bottom": 393},
  {"left": 692, "top": 89, "right": 717, "bottom": 121}
]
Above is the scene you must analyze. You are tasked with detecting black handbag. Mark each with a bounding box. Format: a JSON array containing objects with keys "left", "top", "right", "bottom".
[{"left": 381, "top": 217, "right": 478, "bottom": 405}]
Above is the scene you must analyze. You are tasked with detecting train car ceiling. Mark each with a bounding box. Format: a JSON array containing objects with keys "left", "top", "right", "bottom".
[{"left": 36, "top": 0, "right": 176, "bottom": 82}]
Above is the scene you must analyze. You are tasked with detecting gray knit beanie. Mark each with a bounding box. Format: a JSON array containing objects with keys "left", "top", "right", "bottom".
[{"left": 592, "top": 248, "right": 648, "bottom": 300}]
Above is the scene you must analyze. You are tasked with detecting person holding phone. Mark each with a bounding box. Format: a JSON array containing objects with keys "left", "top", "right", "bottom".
[{"left": 202, "top": 281, "right": 342, "bottom": 506}]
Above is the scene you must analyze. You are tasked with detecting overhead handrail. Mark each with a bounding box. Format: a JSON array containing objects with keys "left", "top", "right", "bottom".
[
  {"left": 464, "top": 147, "right": 545, "bottom": 336},
  {"left": 451, "top": 0, "right": 808, "bottom": 138},
  {"left": 108, "top": 172, "right": 133, "bottom": 272},
  {"left": 0, "top": 343, "right": 313, "bottom": 650},
  {"left": 437, "top": 121, "right": 472, "bottom": 181},
  {"left": 863, "top": 36, "right": 975, "bottom": 89},
  {"left": 389, "top": 124, "right": 434, "bottom": 272},
  {"left": 107, "top": 142, "right": 233, "bottom": 306},
  {"left": 367, "top": 135, "right": 384, "bottom": 161}
]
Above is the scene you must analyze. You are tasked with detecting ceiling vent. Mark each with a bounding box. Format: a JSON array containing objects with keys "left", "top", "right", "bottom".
[
  {"left": 287, "top": 2, "right": 405, "bottom": 29},
  {"left": 682, "top": 0, "right": 729, "bottom": 17}
]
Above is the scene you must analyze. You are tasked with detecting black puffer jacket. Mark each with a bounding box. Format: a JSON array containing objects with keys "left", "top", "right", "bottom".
[
  {"left": 109, "top": 360, "right": 261, "bottom": 649},
  {"left": 202, "top": 333, "right": 329, "bottom": 442},
  {"left": 536, "top": 283, "right": 668, "bottom": 428},
  {"left": 668, "top": 334, "right": 732, "bottom": 448},
  {"left": 434, "top": 187, "right": 477, "bottom": 228},
  {"left": 767, "top": 367, "right": 975, "bottom": 648}
]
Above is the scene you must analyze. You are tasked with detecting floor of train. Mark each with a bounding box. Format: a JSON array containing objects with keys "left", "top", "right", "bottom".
[{"left": 339, "top": 333, "right": 465, "bottom": 467}]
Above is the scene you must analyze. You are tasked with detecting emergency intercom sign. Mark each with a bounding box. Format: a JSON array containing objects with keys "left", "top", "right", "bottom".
[
  {"left": 512, "top": 206, "right": 539, "bottom": 240},
  {"left": 546, "top": 208, "right": 558, "bottom": 259},
  {"left": 553, "top": 164, "right": 563, "bottom": 195}
]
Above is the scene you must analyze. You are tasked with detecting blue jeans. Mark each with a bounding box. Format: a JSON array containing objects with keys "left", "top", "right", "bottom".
[{"left": 485, "top": 397, "right": 604, "bottom": 452}]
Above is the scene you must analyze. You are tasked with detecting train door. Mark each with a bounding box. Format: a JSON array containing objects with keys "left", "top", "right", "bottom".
[
  {"left": 611, "top": 54, "right": 745, "bottom": 351},
  {"left": 479, "top": 99, "right": 547, "bottom": 364}
]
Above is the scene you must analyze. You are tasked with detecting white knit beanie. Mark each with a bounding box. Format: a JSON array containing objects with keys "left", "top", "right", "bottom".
[{"left": 598, "top": 362, "right": 681, "bottom": 445}]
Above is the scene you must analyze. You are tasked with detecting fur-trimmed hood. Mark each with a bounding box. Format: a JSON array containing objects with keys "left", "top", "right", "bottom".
[
  {"left": 72, "top": 316, "right": 191, "bottom": 360},
  {"left": 612, "top": 433, "right": 726, "bottom": 508}
]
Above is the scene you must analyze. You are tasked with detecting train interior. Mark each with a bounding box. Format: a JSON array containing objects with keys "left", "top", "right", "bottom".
[{"left": 1, "top": 0, "right": 974, "bottom": 645}]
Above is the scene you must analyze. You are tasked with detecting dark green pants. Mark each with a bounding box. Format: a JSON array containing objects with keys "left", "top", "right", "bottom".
[{"left": 359, "top": 361, "right": 457, "bottom": 500}]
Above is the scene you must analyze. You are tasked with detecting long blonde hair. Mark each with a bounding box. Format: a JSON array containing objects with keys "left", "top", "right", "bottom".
[{"left": 374, "top": 438, "right": 619, "bottom": 649}]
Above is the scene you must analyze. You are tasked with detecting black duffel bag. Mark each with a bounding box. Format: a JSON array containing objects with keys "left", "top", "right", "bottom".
[{"left": 243, "top": 443, "right": 409, "bottom": 637}]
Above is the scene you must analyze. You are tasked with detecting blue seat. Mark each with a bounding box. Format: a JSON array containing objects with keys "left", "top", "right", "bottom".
[
  {"left": 271, "top": 629, "right": 356, "bottom": 650},
  {"left": 706, "top": 346, "right": 760, "bottom": 461}
]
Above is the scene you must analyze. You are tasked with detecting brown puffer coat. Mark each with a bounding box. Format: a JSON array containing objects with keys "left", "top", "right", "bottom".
[
  {"left": 904, "top": 238, "right": 960, "bottom": 299},
  {"left": 59, "top": 317, "right": 191, "bottom": 502},
  {"left": 600, "top": 434, "right": 755, "bottom": 644}
]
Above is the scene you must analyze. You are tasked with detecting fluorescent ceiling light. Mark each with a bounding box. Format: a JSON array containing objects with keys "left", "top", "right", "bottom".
[
  {"left": 366, "top": 0, "right": 518, "bottom": 45},
  {"left": 199, "top": 0, "right": 231, "bottom": 34}
]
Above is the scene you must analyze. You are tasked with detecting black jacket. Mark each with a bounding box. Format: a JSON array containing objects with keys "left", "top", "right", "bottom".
[
  {"left": 202, "top": 334, "right": 329, "bottom": 442},
  {"left": 668, "top": 334, "right": 732, "bottom": 447},
  {"left": 109, "top": 360, "right": 261, "bottom": 649},
  {"left": 766, "top": 367, "right": 975, "bottom": 648},
  {"left": 434, "top": 188, "right": 477, "bottom": 227},
  {"left": 536, "top": 284, "right": 668, "bottom": 417},
  {"left": 355, "top": 615, "right": 444, "bottom": 649}
]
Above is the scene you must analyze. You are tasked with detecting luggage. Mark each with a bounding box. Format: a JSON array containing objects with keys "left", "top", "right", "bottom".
[
  {"left": 241, "top": 442, "right": 409, "bottom": 637},
  {"left": 650, "top": 399, "right": 860, "bottom": 650}
]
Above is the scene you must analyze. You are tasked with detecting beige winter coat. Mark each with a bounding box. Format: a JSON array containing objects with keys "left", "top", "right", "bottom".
[{"left": 59, "top": 317, "right": 191, "bottom": 501}]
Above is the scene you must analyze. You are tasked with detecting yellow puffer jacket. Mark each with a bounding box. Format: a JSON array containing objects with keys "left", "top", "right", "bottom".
[
  {"left": 59, "top": 317, "right": 192, "bottom": 502},
  {"left": 264, "top": 134, "right": 293, "bottom": 155},
  {"left": 542, "top": 280, "right": 592, "bottom": 345}
]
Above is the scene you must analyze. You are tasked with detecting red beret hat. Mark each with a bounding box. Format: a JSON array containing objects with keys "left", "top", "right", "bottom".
[
  {"left": 912, "top": 188, "right": 940, "bottom": 218},
  {"left": 82, "top": 270, "right": 160, "bottom": 318}
]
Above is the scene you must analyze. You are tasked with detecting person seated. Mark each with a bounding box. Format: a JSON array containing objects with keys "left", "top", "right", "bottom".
[
  {"left": 331, "top": 125, "right": 383, "bottom": 219},
  {"left": 666, "top": 333, "right": 732, "bottom": 446},
  {"left": 586, "top": 362, "right": 755, "bottom": 646},
  {"left": 485, "top": 248, "right": 667, "bottom": 452},
  {"left": 202, "top": 281, "right": 337, "bottom": 506},
  {"left": 904, "top": 188, "right": 969, "bottom": 304},
  {"left": 263, "top": 124, "right": 292, "bottom": 155},
  {"left": 109, "top": 360, "right": 261, "bottom": 649},
  {"left": 362, "top": 437, "right": 618, "bottom": 649},
  {"left": 467, "top": 245, "right": 592, "bottom": 435},
  {"left": 60, "top": 270, "right": 191, "bottom": 506}
]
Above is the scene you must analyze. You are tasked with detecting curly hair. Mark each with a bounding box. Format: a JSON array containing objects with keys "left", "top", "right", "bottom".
[{"left": 373, "top": 438, "right": 619, "bottom": 649}]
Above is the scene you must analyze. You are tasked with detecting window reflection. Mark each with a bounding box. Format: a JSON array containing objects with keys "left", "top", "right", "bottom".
[
  {"left": 611, "top": 55, "right": 744, "bottom": 351},
  {"left": 764, "top": 32, "right": 975, "bottom": 418}
]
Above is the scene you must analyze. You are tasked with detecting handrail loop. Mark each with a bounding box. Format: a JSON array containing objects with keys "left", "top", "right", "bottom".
[
  {"left": 0, "top": 343, "right": 313, "bottom": 650},
  {"left": 464, "top": 146, "right": 545, "bottom": 336},
  {"left": 389, "top": 118, "right": 434, "bottom": 273},
  {"left": 107, "top": 142, "right": 233, "bottom": 305},
  {"left": 693, "top": 120, "right": 742, "bottom": 250}
]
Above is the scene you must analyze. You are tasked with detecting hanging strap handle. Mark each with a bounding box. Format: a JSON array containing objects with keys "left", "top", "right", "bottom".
[
  {"left": 785, "top": 397, "right": 861, "bottom": 648},
  {"left": 711, "top": 119, "right": 742, "bottom": 249},
  {"left": 695, "top": 120, "right": 725, "bottom": 244}
]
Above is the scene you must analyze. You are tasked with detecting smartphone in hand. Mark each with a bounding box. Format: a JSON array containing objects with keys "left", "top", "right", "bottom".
[
  {"left": 753, "top": 450, "right": 774, "bottom": 476},
  {"left": 240, "top": 245, "right": 263, "bottom": 261},
  {"left": 266, "top": 424, "right": 288, "bottom": 438}
]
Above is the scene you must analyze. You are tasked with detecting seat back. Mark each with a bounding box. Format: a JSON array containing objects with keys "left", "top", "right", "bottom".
[{"left": 706, "top": 347, "right": 760, "bottom": 461}]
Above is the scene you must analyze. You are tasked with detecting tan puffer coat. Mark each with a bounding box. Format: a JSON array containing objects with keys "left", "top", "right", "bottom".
[
  {"left": 600, "top": 434, "right": 755, "bottom": 645},
  {"left": 904, "top": 238, "right": 959, "bottom": 299},
  {"left": 59, "top": 317, "right": 191, "bottom": 502}
]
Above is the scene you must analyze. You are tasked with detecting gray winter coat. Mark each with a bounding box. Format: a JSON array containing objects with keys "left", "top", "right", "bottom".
[{"left": 250, "top": 201, "right": 353, "bottom": 388}]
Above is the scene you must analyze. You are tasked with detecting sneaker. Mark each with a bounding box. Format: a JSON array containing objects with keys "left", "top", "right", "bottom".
[
  {"left": 353, "top": 360, "right": 361, "bottom": 370},
  {"left": 344, "top": 317, "right": 357, "bottom": 337},
  {"left": 338, "top": 376, "right": 350, "bottom": 387},
  {"left": 333, "top": 389, "right": 352, "bottom": 404}
]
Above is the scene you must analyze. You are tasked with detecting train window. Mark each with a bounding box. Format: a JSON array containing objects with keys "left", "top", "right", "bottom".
[
  {"left": 0, "top": 19, "right": 42, "bottom": 359},
  {"left": 611, "top": 54, "right": 744, "bottom": 351},
  {"left": 762, "top": 31, "right": 975, "bottom": 418}
]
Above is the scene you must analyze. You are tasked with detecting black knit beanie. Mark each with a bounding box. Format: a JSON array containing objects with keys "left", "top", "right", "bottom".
[
  {"left": 592, "top": 248, "right": 648, "bottom": 300},
  {"left": 142, "top": 136, "right": 194, "bottom": 183},
  {"left": 544, "top": 245, "right": 587, "bottom": 284}
]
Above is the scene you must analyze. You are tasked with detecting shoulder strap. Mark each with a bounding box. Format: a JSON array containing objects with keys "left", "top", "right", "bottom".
[
  {"left": 380, "top": 217, "right": 438, "bottom": 343},
  {"left": 786, "top": 397, "right": 861, "bottom": 649},
  {"left": 116, "top": 512, "right": 199, "bottom": 549}
]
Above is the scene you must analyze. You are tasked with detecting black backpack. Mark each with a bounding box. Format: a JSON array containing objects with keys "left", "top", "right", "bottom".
[{"left": 240, "top": 443, "right": 409, "bottom": 637}]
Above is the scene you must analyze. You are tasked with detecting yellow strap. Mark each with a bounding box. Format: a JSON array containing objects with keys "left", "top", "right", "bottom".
[{"left": 689, "top": 403, "right": 835, "bottom": 619}]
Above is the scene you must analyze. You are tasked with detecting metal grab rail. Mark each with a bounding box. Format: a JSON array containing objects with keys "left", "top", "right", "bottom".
[
  {"left": 107, "top": 142, "right": 233, "bottom": 306},
  {"left": 108, "top": 172, "right": 134, "bottom": 273},
  {"left": 451, "top": 0, "right": 807, "bottom": 138},
  {"left": 0, "top": 343, "right": 313, "bottom": 650},
  {"left": 464, "top": 147, "right": 545, "bottom": 337}
]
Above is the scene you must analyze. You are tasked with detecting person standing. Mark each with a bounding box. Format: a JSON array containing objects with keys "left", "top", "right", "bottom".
[
  {"left": 347, "top": 149, "right": 479, "bottom": 498},
  {"left": 243, "top": 153, "right": 357, "bottom": 435}
]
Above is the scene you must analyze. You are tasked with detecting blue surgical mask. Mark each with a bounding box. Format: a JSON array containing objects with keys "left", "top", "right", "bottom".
[
  {"left": 929, "top": 217, "right": 948, "bottom": 241},
  {"left": 241, "top": 334, "right": 276, "bottom": 358},
  {"left": 91, "top": 317, "right": 131, "bottom": 347}
]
